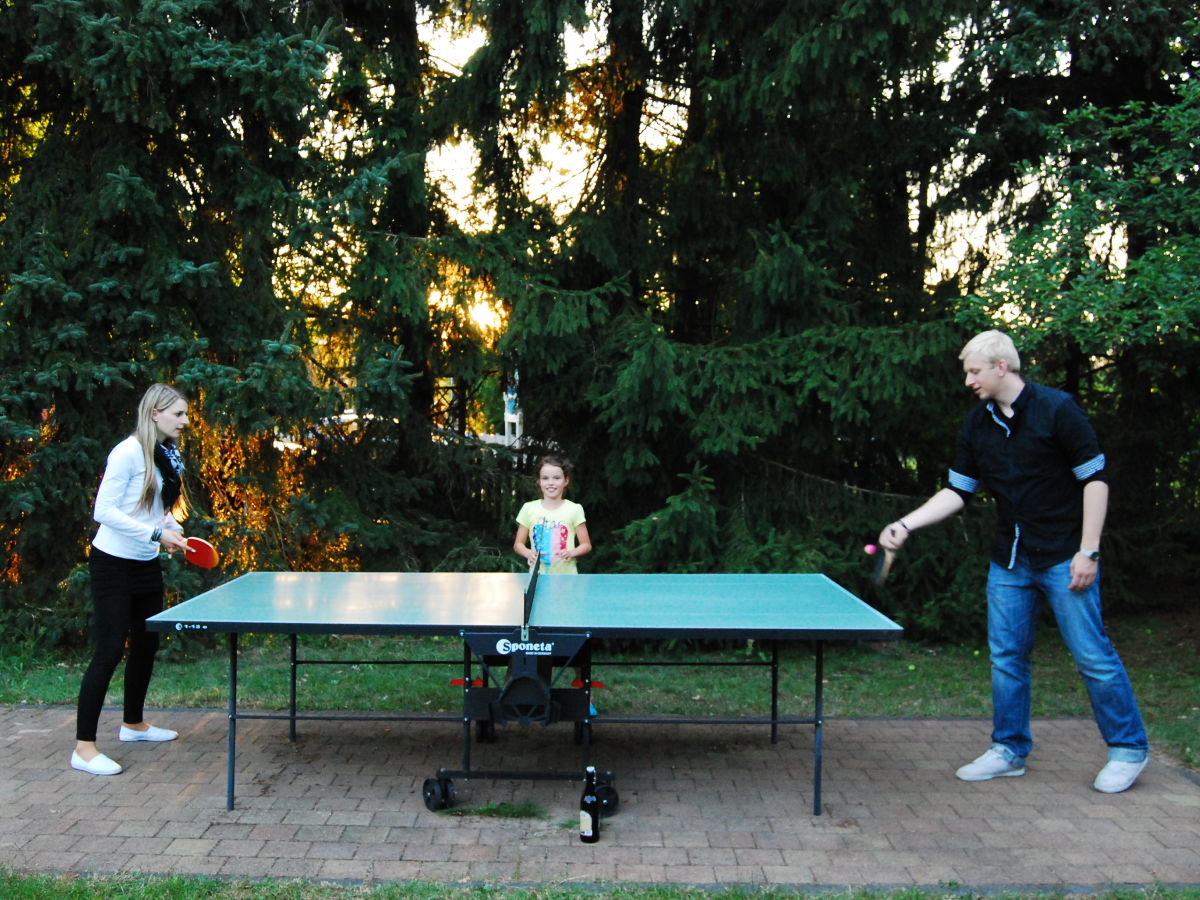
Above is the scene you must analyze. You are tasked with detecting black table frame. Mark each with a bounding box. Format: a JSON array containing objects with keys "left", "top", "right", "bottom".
[{"left": 215, "top": 630, "right": 829, "bottom": 813}]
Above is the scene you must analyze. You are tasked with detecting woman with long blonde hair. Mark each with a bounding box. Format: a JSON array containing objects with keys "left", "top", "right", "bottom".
[{"left": 72, "top": 384, "right": 193, "bottom": 775}]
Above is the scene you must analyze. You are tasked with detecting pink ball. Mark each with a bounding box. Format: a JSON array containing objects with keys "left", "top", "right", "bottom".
[{"left": 864, "top": 543, "right": 877, "bottom": 555}]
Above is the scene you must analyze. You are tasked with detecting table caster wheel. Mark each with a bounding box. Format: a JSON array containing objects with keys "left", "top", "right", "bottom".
[
  {"left": 422, "top": 777, "right": 455, "bottom": 811},
  {"left": 596, "top": 782, "right": 619, "bottom": 816}
]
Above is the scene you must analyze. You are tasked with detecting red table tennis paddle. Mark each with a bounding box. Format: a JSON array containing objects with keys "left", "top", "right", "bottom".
[{"left": 184, "top": 537, "right": 220, "bottom": 569}]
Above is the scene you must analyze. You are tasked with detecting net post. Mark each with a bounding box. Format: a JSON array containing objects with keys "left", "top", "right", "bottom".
[{"left": 522, "top": 551, "right": 540, "bottom": 641}]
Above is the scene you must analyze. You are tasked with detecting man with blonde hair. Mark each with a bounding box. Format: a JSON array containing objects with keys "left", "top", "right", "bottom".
[
  {"left": 878, "top": 330, "right": 1149, "bottom": 793},
  {"left": 961, "top": 328, "right": 1021, "bottom": 371}
]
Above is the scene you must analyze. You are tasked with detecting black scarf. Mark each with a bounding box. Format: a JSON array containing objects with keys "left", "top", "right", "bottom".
[{"left": 154, "top": 441, "right": 184, "bottom": 511}]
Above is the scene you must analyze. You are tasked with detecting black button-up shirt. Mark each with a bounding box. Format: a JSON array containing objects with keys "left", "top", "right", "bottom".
[{"left": 948, "top": 381, "right": 1107, "bottom": 569}]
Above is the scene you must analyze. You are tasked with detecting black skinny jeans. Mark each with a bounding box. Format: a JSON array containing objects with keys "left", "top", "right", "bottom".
[{"left": 75, "top": 547, "right": 164, "bottom": 741}]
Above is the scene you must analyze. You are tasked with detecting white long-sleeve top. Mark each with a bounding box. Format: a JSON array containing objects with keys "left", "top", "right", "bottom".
[{"left": 92, "top": 435, "right": 178, "bottom": 561}]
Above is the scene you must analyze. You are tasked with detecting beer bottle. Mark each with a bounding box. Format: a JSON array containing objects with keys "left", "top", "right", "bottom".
[{"left": 579, "top": 765, "right": 600, "bottom": 843}]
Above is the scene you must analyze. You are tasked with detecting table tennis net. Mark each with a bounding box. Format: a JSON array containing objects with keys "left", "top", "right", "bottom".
[{"left": 523, "top": 550, "right": 540, "bottom": 627}]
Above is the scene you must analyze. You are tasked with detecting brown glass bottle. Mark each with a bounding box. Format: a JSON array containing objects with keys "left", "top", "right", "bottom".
[{"left": 579, "top": 765, "right": 600, "bottom": 843}]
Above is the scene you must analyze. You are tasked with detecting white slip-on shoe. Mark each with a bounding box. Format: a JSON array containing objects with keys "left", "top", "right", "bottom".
[
  {"left": 70, "top": 750, "right": 123, "bottom": 776},
  {"left": 1093, "top": 757, "right": 1148, "bottom": 793},
  {"left": 955, "top": 747, "right": 1025, "bottom": 781},
  {"left": 118, "top": 724, "right": 178, "bottom": 742}
]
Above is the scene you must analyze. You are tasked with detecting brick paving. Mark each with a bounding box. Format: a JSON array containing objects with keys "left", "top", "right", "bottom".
[{"left": 2, "top": 705, "right": 1198, "bottom": 889}]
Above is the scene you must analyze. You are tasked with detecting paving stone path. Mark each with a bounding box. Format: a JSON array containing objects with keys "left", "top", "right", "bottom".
[{"left": 3, "top": 706, "right": 1197, "bottom": 889}]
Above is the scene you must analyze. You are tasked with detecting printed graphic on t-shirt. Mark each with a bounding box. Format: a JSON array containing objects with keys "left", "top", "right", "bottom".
[{"left": 531, "top": 520, "right": 568, "bottom": 570}]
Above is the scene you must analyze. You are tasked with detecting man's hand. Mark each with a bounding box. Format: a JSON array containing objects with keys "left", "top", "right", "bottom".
[
  {"left": 1069, "top": 552, "right": 1099, "bottom": 592},
  {"left": 878, "top": 522, "right": 910, "bottom": 553}
]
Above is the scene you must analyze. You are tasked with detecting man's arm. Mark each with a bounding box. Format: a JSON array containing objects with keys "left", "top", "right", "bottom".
[
  {"left": 878, "top": 487, "right": 966, "bottom": 551},
  {"left": 1069, "top": 479, "right": 1108, "bottom": 591}
]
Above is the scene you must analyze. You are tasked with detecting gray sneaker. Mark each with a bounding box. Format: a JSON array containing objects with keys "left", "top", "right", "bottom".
[
  {"left": 1093, "top": 757, "right": 1148, "bottom": 793},
  {"left": 955, "top": 747, "right": 1025, "bottom": 781}
]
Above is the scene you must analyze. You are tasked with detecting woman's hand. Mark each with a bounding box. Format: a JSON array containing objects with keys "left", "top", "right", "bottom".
[{"left": 160, "top": 530, "right": 189, "bottom": 555}]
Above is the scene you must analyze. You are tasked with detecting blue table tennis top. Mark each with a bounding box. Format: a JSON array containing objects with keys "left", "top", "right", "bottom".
[{"left": 146, "top": 571, "right": 902, "bottom": 641}]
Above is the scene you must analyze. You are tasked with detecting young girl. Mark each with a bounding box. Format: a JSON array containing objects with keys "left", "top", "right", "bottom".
[
  {"left": 72, "top": 384, "right": 193, "bottom": 775},
  {"left": 513, "top": 456, "right": 591, "bottom": 573}
]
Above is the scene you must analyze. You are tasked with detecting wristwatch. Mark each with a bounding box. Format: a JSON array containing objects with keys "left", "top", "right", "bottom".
[{"left": 1080, "top": 549, "right": 1100, "bottom": 561}]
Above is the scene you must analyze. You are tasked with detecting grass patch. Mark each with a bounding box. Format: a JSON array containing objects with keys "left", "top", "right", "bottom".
[
  {"left": 1, "top": 609, "right": 1195, "bottom": 770},
  {"left": 441, "top": 799, "right": 545, "bottom": 818},
  {"left": 1, "top": 871, "right": 1198, "bottom": 899}
]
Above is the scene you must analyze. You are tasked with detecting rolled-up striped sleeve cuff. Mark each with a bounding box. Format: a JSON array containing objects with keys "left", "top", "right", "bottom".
[
  {"left": 1073, "top": 453, "right": 1106, "bottom": 481},
  {"left": 948, "top": 469, "right": 978, "bottom": 494}
]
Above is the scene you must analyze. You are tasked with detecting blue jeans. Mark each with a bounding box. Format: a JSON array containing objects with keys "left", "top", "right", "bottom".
[{"left": 987, "top": 556, "right": 1148, "bottom": 764}]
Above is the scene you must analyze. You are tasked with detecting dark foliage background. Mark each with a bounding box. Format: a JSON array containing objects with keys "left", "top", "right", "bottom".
[{"left": 2, "top": 0, "right": 1197, "bottom": 648}]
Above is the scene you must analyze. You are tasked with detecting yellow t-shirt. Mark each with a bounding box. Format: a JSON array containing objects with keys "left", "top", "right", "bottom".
[{"left": 516, "top": 499, "right": 586, "bottom": 574}]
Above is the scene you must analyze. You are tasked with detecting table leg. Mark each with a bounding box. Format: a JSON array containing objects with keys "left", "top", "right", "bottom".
[
  {"left": 227, "top": 633, "right": 239, "bottom": 811},
  {"left": 770, "top": 640, "right": 780, "bottom": 743},
  {"left": 813, "top": 639, "right": 824, "bottom": 815},
  {"left": 579, "top": 646, "right": 593, "bottom": 766},
  {"left": 461, "top": 641, "right": 472, "bottom": 771},
  {"left": 289, "top": 634, "right": 298, "bottom": 742}
]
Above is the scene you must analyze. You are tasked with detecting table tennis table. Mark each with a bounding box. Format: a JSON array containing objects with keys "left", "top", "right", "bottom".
[{"left": 147, "top": 571, "right": 902, "bottom": 815}]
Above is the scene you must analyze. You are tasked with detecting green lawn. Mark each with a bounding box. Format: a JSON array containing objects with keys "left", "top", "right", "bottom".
[
  {"left": 1, "top": 873, "right": 1198, "bottom": 900},
  {"left": 3, "top": 609, "right": 1196, "bottom": 770}
]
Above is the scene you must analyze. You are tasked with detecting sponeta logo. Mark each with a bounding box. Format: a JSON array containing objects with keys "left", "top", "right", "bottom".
[{"left": 495, "top": 638, "right": 554, "bottom": 654}]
